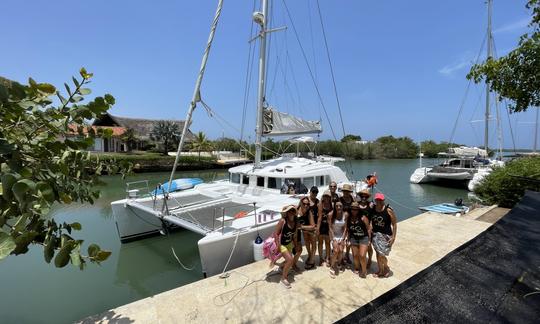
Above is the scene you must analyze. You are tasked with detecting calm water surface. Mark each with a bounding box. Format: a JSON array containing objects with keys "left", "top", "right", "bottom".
[{"left": 0, "top": 159, "right": 470, "bottom": 323}]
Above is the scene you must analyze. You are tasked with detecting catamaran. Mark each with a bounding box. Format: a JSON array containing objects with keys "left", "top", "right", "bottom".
[
  {"left": 111, "top": 0, "right": 362, "bottom": 277},
  {"left": 410, "top": 0, "right": 505, "bottom": 191}
]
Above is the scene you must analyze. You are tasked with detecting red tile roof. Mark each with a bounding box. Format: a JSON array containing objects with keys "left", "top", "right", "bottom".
[{"left": 68, "top": 124, "right": 126, "bottom": 137}]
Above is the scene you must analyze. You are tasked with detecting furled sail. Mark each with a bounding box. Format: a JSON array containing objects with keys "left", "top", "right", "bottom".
[{"left": 262, "top": 108, "right": 322, "bottom": 136}]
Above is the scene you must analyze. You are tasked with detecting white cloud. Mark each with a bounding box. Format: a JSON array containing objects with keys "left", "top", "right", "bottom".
[
  {"left": 494, "top": 17, "right": 529, "bottom": 34},
  {"left": 438, "top": 51, "right": 476, "bottom": 76},
  {"left": 438, "top": 60, "right": 470, "bottom": 76}
]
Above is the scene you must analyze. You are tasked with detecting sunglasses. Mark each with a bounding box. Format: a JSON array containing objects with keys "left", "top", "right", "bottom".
[
  {"left": 360, "top": 195, "right": 369, "bottom": 199},
  {"left": 330, "top": 185, "right": 337, "bottom": 188}
]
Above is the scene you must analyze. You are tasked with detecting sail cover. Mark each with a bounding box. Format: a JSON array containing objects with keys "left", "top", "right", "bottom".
[{"left": 263, "top": 108, "right": 322, "bottom": 136}]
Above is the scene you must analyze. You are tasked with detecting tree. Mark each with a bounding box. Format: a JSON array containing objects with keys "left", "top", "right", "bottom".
[
  {"left": 190, "top": 131, "right": 213, "bottom": 162},
  {"left": 0, "top": 68, "right": 129, "bottom": 268},
  {"left": 468, "top": 0, "right": 540, "bottom": 113},
  {"left": 150, "top": 120, "right": 180, "bottom": 155},
  {"left": 341, "top": 134, "right": 362, "bottom": 142},
  {"left": 121, "top": 128, "right": 138, "bottom": 152}
]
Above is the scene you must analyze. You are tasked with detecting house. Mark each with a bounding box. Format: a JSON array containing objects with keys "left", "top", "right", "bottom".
[
  {"left": 67, "top": 124, "right": 128, "bottom": 152},
  {"left": 92, "top": 113, "right": 195, "bottom": 150}
]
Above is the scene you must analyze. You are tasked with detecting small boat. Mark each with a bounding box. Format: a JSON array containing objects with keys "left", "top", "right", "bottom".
[
  {"left": 419, "top": 203, "right": 469, "bottom": 216},
  {"left": 152, "top": 178, "right": 203, "bottom": 195}
]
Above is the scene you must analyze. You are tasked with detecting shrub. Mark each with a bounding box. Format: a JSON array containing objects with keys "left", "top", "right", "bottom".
[{"left": 474, "top": 156, "right": 540, "bottom": 208}]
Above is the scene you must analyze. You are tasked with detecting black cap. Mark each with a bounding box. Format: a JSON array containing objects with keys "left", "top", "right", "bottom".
[{"left": 310, "top": 186, "right": 319, "bottom": 193}]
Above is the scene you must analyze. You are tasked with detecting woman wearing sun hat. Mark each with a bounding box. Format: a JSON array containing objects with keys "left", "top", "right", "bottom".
[
  {"left": 347, "top": 201, "right": 371, "bottom": 278},
  {"left": 371, "top": 193, "right": 397, "bottom": 278},
  {"left": 316, "top": 190, "right": 332, "bottom": 266},
  {"left": 357, "top": 189, "right": 374, "bottom": 269},
  {"left": 274, "top": 204, "right": 299, "bottom": 288}
]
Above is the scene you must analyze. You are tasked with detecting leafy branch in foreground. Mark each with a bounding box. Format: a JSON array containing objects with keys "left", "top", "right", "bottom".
[{"left": 0, "top": 68, "right": 131, "bottom": 269}]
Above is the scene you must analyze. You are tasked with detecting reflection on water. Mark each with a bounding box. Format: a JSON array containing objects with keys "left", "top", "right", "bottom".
[{"left": 0, "top": 162, "right": 469, "bottom": 323}]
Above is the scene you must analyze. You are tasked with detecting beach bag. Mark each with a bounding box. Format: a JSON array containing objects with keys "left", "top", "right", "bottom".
[{"left": 262, "top": 236, "right": 282, "bottom": 262}]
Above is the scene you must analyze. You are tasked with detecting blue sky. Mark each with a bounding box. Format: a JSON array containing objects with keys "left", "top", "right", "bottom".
[{"left": 1, "top": 0, "right": 537, "bottom": 149}]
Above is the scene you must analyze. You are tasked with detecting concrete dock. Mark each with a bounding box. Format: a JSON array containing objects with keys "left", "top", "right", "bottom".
[{"left": 83, "top": 206, "right": 506, "bottom": 323}]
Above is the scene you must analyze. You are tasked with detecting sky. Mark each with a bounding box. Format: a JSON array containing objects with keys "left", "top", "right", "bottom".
[{"left": 1, "top": 0, "right": 538, "bottom": 149}]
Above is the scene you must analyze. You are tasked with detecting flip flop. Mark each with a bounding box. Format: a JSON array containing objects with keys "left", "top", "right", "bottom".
[
  {"left": 281, "top": 279, "right": 291, "bottom": 289},
  {"left": 359, "top": 273, "right": 367, "bottom": 279},
  {"left": 372, "top": 273, "right": 380, "bottom": 278},
  {"left": 329, "top": 269, "right": 336, "bottom": 278}
]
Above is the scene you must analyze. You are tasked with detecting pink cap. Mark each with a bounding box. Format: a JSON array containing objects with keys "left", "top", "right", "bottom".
[{"left": 374, "top": 193, "right": 385, "bottom": 201}]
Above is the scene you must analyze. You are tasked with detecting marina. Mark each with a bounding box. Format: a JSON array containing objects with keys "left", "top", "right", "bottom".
[{"left": 83, "top": 205, "right": 506, "bottom": 323}]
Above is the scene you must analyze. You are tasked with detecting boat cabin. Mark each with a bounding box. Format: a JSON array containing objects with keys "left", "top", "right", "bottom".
[{"left": 227, "top": 157, "right": 348, "bottom": 193}]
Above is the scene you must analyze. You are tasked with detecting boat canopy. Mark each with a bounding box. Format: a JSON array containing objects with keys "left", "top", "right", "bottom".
[{"left": 263, "top": 108, "right": 322, "bottom": 136}]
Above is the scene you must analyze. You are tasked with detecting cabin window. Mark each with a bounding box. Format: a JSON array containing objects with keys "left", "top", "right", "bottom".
[
  {"left": 302, "top": 177, "right": 314, "bottom": 189},
  {"left": 257, "top": 176, "right": 265, "bottom": 187},
  {"left": 268, "top": 177, "right": 281, "bottom": 189},
  {"left": 231, "top": 173, "right": 240, "bottom": 184},
  {"left": 241, "top": 174, "right": 249, "bottom": 185},
  {"left": 325, "top": 175, "right": 331, "bottom": 185},
  {"left": 464, "top": 160, "right": 473, "bottom": 168},
  {"left": 317, "top": 176, "right": 325, "bottom": 186}
]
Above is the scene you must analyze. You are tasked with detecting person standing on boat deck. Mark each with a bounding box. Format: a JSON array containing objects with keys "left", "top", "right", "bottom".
[
  {"left": 307, "top": 186, "right": 319, "bottom": 268},
  {"left": 274, "top": 205, "right": 299, "bottom": 288},
  {"left": 347, "top": 202, "right": 371, "bottom": 278},
  {"left": 329, "top": 181, "right": 340, "bottom": 206},
  {"left": 316, "top": 190, "right": 333, "bottom": 266},
  {"left": 328, "top": 202, "right": 347, "bottom": 277},
  {"left": 356, "top": 189, "right": 375, "bottom": 269},
  {"left": 294, "top": 197, "right": 316, "bottom": 270},
  {"left": 371, "top": 193, "right": 397, "bottom": 278},
  {"left": 340, "top": 183, "right": 354, "bottom": 264}
]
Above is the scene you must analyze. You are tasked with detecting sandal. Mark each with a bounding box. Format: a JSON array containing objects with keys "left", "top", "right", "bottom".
[
  {"left": 281, "top": 279, "right": 291, "bottom": 289},
  {"left": 372, "top": 273, "right": 380, "bottom": 278},
  {"left": 305, "top": 262, "right": 315, "bottom": 270},
  {"left": 329, "top": 269, "right": 336, "bottom": 278},
  {"left": 359, "top": 272, "right": 367, "bottom": 279}
]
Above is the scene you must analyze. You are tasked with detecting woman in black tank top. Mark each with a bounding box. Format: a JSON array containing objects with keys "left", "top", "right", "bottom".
[
  {"left": 306, "top": 187, "right": 320, "bottom": 268},
  {"left": 294, "top": 196, "right": 316, "bottom": 270},
  {"left": 317, "top": 191, "right": 333, "bottom": 266},
  {"left": 372, "top": 194, "right": 397, "bottom": 279},
  {"left": 357, "top": 189, "right": 374, "bottom": 268},
  {"left": 274, "top": 204, "right": 299, "bottom": 288}
]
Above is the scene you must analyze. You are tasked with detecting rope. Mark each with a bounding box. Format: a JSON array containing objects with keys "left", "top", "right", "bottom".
[
  {"left": 240, "top": 0, "right": 258, "bottom": 142},
  {"left": 449, "top": 31, "right": 487, "bottom": 145},
  {"left": 219, "top": 229, "right": 241, "bottom": 277},
  {"left": 374, "top": 185, "right": 419, "bottom": 213},
  {"left": 171, "top": 246, "right": 196, "bottom": 271},
  {"left": 281, "top": 0, "right": 337, "bottom": 141}
]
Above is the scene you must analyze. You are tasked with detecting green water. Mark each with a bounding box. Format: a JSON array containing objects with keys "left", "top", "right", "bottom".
[{"left": 0, "top": 160, "right": 469, "bottom": 323}]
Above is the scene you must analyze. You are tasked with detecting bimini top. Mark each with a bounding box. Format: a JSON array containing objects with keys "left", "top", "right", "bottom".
[{"left": 228, "top": 156, "right": 349, "bottom": 182}]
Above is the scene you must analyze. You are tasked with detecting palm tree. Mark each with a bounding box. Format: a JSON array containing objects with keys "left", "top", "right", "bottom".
[
  {"left": 121, "top": 128, "right": 138, "bottom": 152},
  {"left": 190, "top": 131, "right": 213, "bottom": 162},
  {"left": 150, "top": 121, "right": 180, "bottom": 155}
]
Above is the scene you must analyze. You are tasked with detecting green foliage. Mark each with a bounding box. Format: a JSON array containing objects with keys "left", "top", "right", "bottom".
[
  {"left": 341, "top": 134, "right": 362, "bottom": 142},
  {"left": 150, "top": 120, "right": 180, "bottom": 155},
  {"left": 0, "top": 69, "right": 129, "bottom": 267},
  {"left": 121, "top": 128, "right": 138, "bottom": 152},
  {"left": 468, "top": 0, "right": 540, "bottom": 113},
  {"left": 189, "top": 131, "right": 213, "bottom": 162},
  {"left": 420, "top": 140, "right": 462, "bottom": 158},
  {"left": 474, "top": 156, "right": 540, "bottom": 208}
]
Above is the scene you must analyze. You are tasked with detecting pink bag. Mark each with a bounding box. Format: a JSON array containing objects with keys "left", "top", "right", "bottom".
[{"left": 262, "top": 236, "right": 282, "bottom": 263}]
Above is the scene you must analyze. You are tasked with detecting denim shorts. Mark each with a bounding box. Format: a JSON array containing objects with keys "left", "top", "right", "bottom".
[{"left": 349, "top": 236, "right": 369, "bottom": 246}]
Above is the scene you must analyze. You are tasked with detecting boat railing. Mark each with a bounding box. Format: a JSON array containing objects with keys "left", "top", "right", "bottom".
[{"left": 125, "top": 180, "right": 151, "bottom": 199}]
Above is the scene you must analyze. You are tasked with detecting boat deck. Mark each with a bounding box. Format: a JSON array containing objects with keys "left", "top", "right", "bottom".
[{"left": 82, "top": 206, "right": 504, "bottom": 323}]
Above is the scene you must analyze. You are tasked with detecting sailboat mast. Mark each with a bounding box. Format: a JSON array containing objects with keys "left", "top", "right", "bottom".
[
  {"left": 254, "top": 0, "right": 269, "bottom": 168},
  {"left": 484, "top": 0, "right": 493, "bottom": 153},
  {"left": 166, "top": 0, "right": 224, "bottom": 191}
]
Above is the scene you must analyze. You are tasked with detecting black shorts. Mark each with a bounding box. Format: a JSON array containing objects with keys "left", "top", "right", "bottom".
[{"left": 319, "top": 223, "right": 329, "bottom": 236}]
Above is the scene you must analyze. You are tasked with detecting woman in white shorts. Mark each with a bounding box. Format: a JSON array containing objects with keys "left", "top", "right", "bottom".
[{"left": 328, "top": 202, "right": 347, "bottom": 277}]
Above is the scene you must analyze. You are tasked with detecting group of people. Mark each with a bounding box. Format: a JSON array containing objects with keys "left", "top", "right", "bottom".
[{"left": 272, "top": 181, "right": 398, "bottom": 289}]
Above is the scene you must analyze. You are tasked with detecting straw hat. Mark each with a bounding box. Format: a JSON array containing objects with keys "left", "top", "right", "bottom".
[
  {"left": 351, "top": 201, "right": 360, "bottom": 209},
  {"left": 322, "top": 190, "right": 332, "bottom": 197},
  {"left": 357, "top": 189, "right": 371, "bottom": 198},
  {"left": 342, "top": 183, "right": 353, "bottom": 192},
  {"left": 281, "top": 205, "right": 297, "bottom": 213}
]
